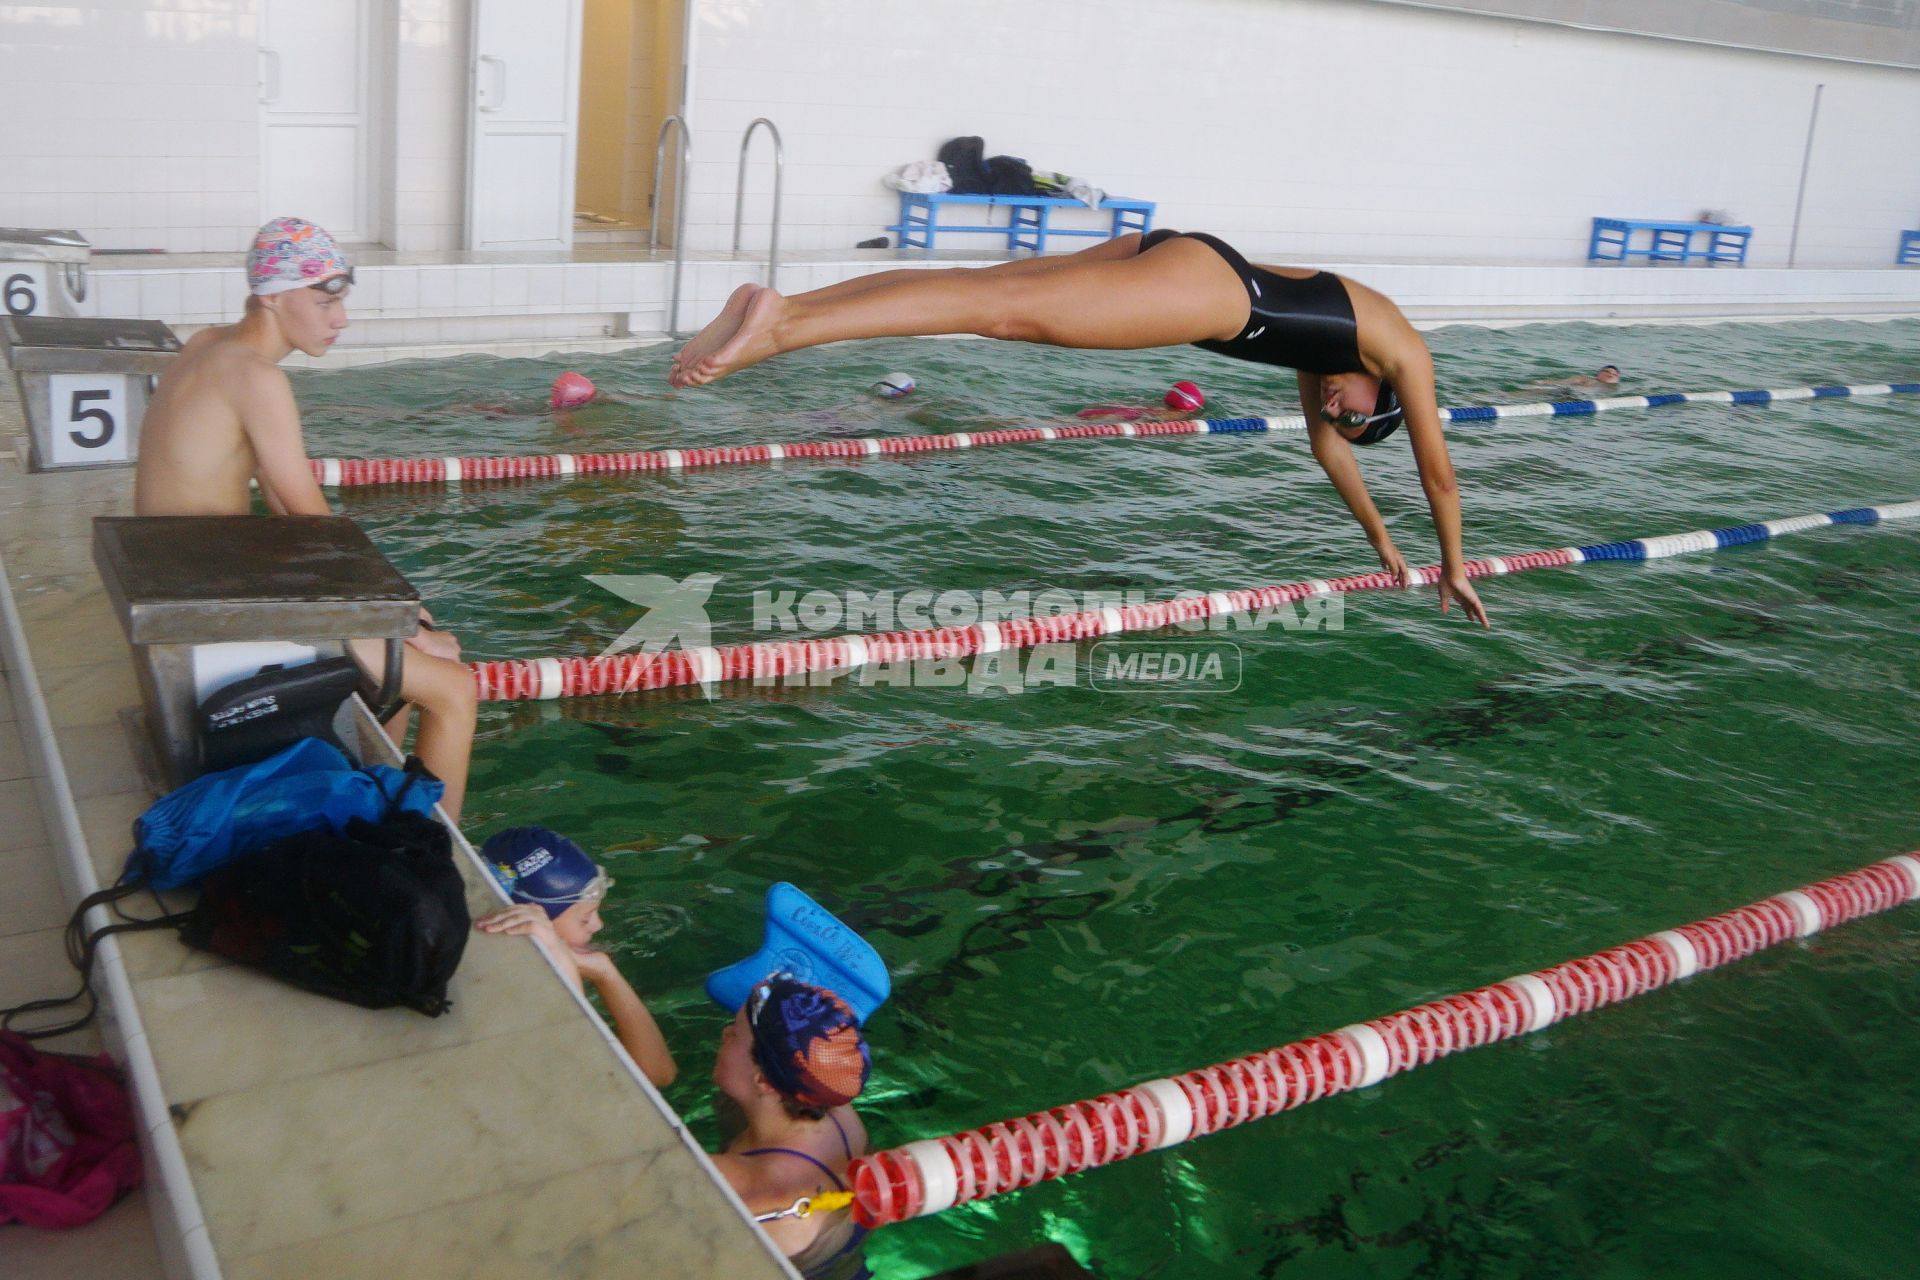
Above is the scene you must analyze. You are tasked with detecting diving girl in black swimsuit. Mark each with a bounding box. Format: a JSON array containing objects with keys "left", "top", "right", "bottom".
[{"left": 666, "top": 228, "right": 1487, "bottom": 627}]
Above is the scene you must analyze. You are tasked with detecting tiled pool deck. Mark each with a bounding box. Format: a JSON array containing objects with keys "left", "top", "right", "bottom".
[{"left": 0, "top": 375, "right": 794, "bottom": 1278}]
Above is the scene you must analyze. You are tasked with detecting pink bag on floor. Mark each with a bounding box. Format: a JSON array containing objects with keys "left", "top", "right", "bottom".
[{"left": 0, "top": 1030, "right": 143, "bottom": 1229}]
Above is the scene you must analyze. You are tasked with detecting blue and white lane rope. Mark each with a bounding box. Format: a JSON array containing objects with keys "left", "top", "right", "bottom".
[
  {"left": 470, "top": 500, "right": 1920, "bottom": 701},
  {"left": 317, "top": 381, "right": 1920, "bottom": 488},
  {"left": 1438, "top": 381, "right": 1920, "bottom": 423}
]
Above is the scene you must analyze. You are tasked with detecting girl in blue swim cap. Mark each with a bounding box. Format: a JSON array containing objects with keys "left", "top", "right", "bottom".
[{"left": 475, "top": 826, "right": 677, "bottom": 1087}]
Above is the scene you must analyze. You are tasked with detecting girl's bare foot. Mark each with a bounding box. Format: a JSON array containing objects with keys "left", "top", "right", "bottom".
[
  {"left": 680, "top": 287, "right": 789, "bottom": 386},
  {"left": 669, "top": 283, "right": 760, "bottom": 386}
]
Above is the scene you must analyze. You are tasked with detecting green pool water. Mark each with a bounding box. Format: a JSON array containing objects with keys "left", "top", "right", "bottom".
[{"left": 299, "top": 318, "right": 1920, "bottom": 1279}]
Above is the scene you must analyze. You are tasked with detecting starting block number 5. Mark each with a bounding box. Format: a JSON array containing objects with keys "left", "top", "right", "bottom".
[
  {"left": 4, "top": 265, "right": 47, "bottom": 317},
  {"left": 47, "top": 374, "right": 130, "bottom": 466}
]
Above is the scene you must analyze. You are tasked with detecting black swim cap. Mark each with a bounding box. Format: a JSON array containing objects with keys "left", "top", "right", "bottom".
[{"left": 1349, "top": 381, "right": 1403, "bottom": 446}]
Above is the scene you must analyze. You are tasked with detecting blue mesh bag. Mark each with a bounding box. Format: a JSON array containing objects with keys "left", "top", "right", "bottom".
[{"left": 128, "top": 737, "right": 444, "bottom": 891}]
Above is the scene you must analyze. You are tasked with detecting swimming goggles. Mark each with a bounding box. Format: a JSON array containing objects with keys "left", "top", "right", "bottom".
[
  {"left": 745, "top": 974, "right": 792, "bottom": 1025},
  {"left": 307, "top": 268, "right": 356, "bottom": 296},
  {"left": 510, "top": 866, "right": 613, "bottom": 908},
  {"left": 1322, "top": 405, "right": 1396, "bottom": 430}
]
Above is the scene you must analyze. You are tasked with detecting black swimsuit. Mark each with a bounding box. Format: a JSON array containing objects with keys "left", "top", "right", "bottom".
[{"left": 1140, "top": 228, "right": 1366, "bottom": 375}]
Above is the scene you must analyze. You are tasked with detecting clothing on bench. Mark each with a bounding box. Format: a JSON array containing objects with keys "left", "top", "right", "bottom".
[
  {"left": 891, "top": 193, "right": 1155, "bottom": 253},
  {"left": 1588, "top": 217, "right": 1752, "bottom": 265},
  {"left": 1899, "top": 230, "right": 1920, "bottom": 266}
]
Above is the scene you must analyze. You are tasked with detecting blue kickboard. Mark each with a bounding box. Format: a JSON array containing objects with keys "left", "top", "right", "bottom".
[{"left": 706, "top": 882, "right": 890, "bottom": 1024}]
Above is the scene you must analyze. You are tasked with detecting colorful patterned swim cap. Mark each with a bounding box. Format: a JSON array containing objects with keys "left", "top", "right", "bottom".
[
  {"left": 747, "top": 977, "right": 871, "bottom": 1110},
  {"left": 247, "top": 217, "right": 351, "bottom": 296}
]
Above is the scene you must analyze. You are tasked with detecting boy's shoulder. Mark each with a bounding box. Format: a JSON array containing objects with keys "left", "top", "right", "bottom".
[{"left": 188, "top": 330, "right": 294, "bottom": 406}]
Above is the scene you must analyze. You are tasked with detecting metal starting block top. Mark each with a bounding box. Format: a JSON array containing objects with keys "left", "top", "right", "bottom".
[
  {"left": 0, "top": 316, "right": 180, "bottom": 373},
  {"left": 93, "top": 516, "right": 421, "bottom": 646}
]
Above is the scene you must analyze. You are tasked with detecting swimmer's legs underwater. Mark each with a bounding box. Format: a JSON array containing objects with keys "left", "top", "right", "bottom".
[{"left": 669, "top": 234, "right": 1249, "bottom": 388}]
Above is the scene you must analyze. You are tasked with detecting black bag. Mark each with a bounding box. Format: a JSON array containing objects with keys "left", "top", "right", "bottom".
[
  {"left": 937, "top": 136, "right": 990, "bottom": 195},
  {"left": 180, "top": 807, "right": 470, "bottom": 1016},
  {"left": 985, "top": 155, "right": 1038, "bottom": 197},
  {"left": 199, "top": 656, "right": 363, "bottom": 772}
]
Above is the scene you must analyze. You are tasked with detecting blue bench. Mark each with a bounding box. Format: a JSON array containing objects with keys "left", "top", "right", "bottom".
[
  {"left": 1588, "top": 217, "right": 1752, "bottom": 265},
  {"left": 891, "top": 193, "right": 1155, "bottom": 253},
  {"left": 1900, "top": 230, "right": 1920, "bottom": 266}
]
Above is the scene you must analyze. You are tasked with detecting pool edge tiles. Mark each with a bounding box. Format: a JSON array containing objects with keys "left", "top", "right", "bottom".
[{"left": 0, "top": 395, "right": 790, "bottom": 1278}]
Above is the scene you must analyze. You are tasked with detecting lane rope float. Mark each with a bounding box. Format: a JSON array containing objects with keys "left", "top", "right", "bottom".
[
  {"left": 467, "top": 500, "right": 1920, "bottom": 702},
  {"left": 315, "top": 382, "right": 1920, "bottom": 489},
  {"left": 842, "top": 851, "right": 1920, "bottom": 1227}
]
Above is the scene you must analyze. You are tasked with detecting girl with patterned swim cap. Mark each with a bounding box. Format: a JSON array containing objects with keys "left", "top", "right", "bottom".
[{"left": 711, "top": 977, "right": 873, "bottom": 1279}]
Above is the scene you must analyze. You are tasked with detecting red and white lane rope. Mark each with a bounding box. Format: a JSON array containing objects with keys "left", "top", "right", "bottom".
[
  {"left": 312, "top": 381, "right": 1920, "bottom": 490},
  {"left": 844, "top": 852, "right": 1920, "bottom": 1228},
  {"left": 466, "top": 500, "right": 1920, "bottom": 702},
  {"left": 312, "top": 418, "right": 1230, "bottom": 488}
]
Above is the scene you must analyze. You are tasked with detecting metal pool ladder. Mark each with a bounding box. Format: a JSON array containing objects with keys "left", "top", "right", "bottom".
[
  {"left": 648, "top": 114, "right": 691, "bottom": 337},
  {"left": 733, "top": 117, "right": 784, "bottom": 288}
]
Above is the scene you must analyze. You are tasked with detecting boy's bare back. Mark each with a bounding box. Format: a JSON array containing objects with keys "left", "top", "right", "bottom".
[{"left": 134, "top": 324, "right": 312, "bottom": 517}]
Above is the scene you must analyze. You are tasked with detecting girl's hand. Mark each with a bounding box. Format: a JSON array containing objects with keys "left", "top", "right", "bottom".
[
  {"left": 476, "top": 904, "right": 583, "bottom": 987},
  {"left": 1373, "top": 536, "right": 1410, "bottom": 588},
  {"left": 572, "top": 949, "right": 620, "bottom": 986},
  {"left": 1440, "top": 567, "right": 1490, "bottom": 628},
  {"left": 407, "top": 624, "right": 461, "bottom": 661}
]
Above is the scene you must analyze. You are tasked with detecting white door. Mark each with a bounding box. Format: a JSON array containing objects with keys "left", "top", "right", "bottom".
[
  {"left": 260, "top": 0, "right": 369, "bottom": 243},
  {"left": 466, "top": 0, "right": 584, "bottom": 250}
]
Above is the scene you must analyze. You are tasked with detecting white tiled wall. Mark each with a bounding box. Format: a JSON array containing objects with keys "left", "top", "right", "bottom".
[
  {"left": 0, "top": 1, "right": 261, "bottom": 252},
  {"left": 4, "top": 0, "right": 1917, "bottom": 269},
  {"left": 0, "top": 0, "right": 468, "bottom": 257},
  {"left": 679, "top": 0, "right": 1920, "bottom": 267},
  {"left": 387, "top": 0, "right": 468, "bottom": 252}
]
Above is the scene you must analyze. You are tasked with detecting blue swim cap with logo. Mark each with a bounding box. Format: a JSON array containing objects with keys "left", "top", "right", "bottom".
[{"left": 483, "top": 826, "right": 610, "bottom": 919}]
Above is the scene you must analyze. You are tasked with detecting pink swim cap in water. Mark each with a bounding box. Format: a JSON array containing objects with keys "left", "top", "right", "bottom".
[{"left": 550, "top": 371, "right": 596, "bottom": 409}]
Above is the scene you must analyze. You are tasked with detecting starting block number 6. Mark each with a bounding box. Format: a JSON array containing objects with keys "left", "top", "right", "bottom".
[
  {"left": 47, "top": 374, "right": 130, "bottom": 465},
  {"left": 4, "top": 266, "right": 46, "bottom": 317}
]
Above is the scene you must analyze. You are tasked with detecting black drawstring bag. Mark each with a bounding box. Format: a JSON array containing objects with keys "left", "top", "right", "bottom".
[
  {"left": 179, "top": 806, "right": 470, "bottom": 1017},
  {"left": 2, "top": 757, "right": 466, "bottom": 1039},
  {"left": 985, "top": 155, "right": 1038, "bottom": 197}
]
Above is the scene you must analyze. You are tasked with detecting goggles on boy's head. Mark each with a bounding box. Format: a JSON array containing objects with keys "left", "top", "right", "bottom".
[
  {"left": 509, "top": 867, "right": 613, "bottom": 910},
  {"left": 307, "top": 268, "right": 355, "bottom": 296}
]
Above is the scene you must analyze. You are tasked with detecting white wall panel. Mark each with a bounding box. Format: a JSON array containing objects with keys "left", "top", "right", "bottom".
[
  {"left": 1, "top": 0, "right": 1915, "bottom": 269},
  {"left": 677, "top": 0, "right": 1920, "bottom": 267},
  {"left": 0, "top": 1, "right": 260, "bottom": 253}
]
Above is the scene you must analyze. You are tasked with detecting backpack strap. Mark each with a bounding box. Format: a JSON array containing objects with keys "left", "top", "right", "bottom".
[
  {"left": 375, "top": 754, "right": 440, "bottom": 819},
  {"left": 0, "top": 872, "right": 194, "bottom": 1041}
]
